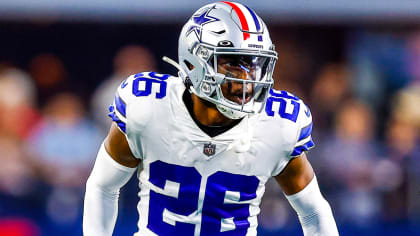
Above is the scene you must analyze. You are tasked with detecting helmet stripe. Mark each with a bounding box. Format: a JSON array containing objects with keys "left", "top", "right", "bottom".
[
  {"left": 221, "top": 1, "right": 250, "bottom": 40},
  {"left": 244, "top": 5, "right": 261, "bottom": 32}
]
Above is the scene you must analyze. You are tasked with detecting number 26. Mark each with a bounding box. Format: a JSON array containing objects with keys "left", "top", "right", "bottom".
[{"left": 147, "top": 161, "right": 259, "bottom": 236}]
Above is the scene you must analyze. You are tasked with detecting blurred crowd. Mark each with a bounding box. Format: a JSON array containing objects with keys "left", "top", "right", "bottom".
[
  {"left": 261, "top": 30, "right": 420, "bottom": 235},
  {"left": 0, "top": 28, "right": 419, "bottom": 236}
]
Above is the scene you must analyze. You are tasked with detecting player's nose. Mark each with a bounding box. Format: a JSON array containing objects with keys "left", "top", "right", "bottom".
[{"left": 230, "top": 80, "right": 253, "bottom": 94}]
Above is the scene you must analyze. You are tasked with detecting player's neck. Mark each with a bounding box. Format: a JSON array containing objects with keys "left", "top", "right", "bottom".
[{"left": 191, "top": 93, "right": 233, "bottom": 127}]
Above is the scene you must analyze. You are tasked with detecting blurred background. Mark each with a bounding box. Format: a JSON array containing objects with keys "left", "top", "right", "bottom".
[{"left": 0, "top": 0, "right": 419, "bottom": 235}]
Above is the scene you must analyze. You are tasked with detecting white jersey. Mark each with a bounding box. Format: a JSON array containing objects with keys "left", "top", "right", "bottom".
[{"left": 108, "top": 72, "right": 314, "bottom": 236}]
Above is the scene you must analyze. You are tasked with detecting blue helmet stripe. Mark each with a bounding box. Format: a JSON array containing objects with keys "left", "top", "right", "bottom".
[
  {"left": 114, "top": 93, "right": 127, "bottom": 117},
  {"left": 298, "top": 122, "right": 313, "bottom": 141},
  {"left": 291, "top": 139, "right": 315, "bottom": 157},
  {"left": 244, "top": 5, "right": 261, "bottom": 32}
]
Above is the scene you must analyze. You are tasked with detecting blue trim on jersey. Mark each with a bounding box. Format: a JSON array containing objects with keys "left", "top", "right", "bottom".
[
  {"left": 108, "top": 105, "right": 126, "bottom": 133},
  {"left": 305, "top": 105, "right": 311, "bottom": 117},
  {"left": 298, "top": 122, "right": 313, "bottom": 141},
  {"left": 244, "top": 5, "right": 261, "bottom": 31},
  {"left": 114, "top": 93, "right": 127, "bottom": 117},
  {"left": 291, "top": 139, "right": 314, "bottom": 157},
  {"left": 121, "top": 79, "right": 128, "bottom": 88}
]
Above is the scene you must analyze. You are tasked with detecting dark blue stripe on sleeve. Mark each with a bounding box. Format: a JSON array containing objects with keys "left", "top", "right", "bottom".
[
  {"left": 114, "top": 94, "right": 127, "bottom": 117},
  {"left": 291, "top": 139, "right": 315, "bottom": 157},
  {"left": 298, "top": 122, "right": 313, "bottom": 141},
  {"left": 108, "top": 105, "right": 126, "bottom": 133}
]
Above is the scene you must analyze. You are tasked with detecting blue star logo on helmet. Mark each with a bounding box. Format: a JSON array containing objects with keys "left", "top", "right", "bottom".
[{"left": 186, "top": 6, "right": 219, "bottom": 42}]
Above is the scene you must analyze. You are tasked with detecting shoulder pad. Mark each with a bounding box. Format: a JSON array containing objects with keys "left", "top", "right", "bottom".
[
  {"left": 108, "top": 71, "right": 172, "bottom": 133},
  {"left": 264, "top": 89, "right": 314, "bottom": 157}
]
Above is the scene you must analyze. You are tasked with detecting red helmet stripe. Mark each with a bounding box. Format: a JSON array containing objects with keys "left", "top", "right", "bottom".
[{"left": 221, "top": 1, "right": 250, "bottom": 40}]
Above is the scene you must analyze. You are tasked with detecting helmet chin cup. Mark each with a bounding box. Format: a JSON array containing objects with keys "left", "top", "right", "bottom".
[{"left": 216, "top": 104, "right": 247, "bottom": 120}]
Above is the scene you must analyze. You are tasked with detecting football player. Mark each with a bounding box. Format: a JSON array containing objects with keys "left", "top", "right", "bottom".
[{"left": 83, "top": 1, "right": 339, "bottom": 235}]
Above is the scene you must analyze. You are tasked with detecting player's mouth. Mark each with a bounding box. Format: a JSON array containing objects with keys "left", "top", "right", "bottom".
[{"left": 232, "top": 93, "right": 252, "bottom": 105}]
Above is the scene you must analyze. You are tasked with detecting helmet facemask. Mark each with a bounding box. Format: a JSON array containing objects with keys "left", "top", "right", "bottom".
[{"left": 190, "top": 44, "right": 277, "bottom": 119}]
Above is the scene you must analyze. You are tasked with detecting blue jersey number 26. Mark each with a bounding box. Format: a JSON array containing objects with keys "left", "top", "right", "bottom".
[
  {"left": 147, "top": 161, "right": 259, "bottom": 236},
  {"left": 265, "top": 90, "right": 300, "bottom": 122}
]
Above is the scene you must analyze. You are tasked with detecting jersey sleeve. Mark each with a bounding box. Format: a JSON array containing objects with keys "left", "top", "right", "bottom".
[
  {"left": 108, "top": 75, "right": 135, "bottom": 134},
  {"left": 289, "top": 100, "right": 315, "bottom": 158},
  {"left": 107, "top": 71, "right": 173, "bottom": 160}
]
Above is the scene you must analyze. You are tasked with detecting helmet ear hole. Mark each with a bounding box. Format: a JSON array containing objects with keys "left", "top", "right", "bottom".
[{"left": 184, "top": 60, "right": 195, "bottom": 71}]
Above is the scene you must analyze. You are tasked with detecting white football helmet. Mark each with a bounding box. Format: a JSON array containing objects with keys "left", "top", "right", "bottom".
[{"left": 164, "top": 1, "right": 277, "bottom": 119}]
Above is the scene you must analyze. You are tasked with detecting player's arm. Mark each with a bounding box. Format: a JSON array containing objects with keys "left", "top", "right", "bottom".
[
  {"left": 104, "top": 123, "right": 140, "bottom": 168},
  {"left": 275, "top": 153, "right": 339, "bottom": 236},
  {"left": 83, "top": 123, "right": 140, "bottom": 236}
]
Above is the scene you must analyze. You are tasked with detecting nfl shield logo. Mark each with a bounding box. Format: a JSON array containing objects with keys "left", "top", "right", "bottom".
[{"left": 203, "top": 143, "right": 216, "bottom": 157}]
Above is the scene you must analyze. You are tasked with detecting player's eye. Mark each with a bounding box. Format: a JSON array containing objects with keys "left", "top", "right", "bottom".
[{"left": 225, "top": 61, "right": 239, "bottom": 67}]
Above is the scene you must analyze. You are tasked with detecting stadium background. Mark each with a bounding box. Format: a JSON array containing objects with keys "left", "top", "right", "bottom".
[{"left": 0, "top": 1, "right": 419, "bottom": 235}]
